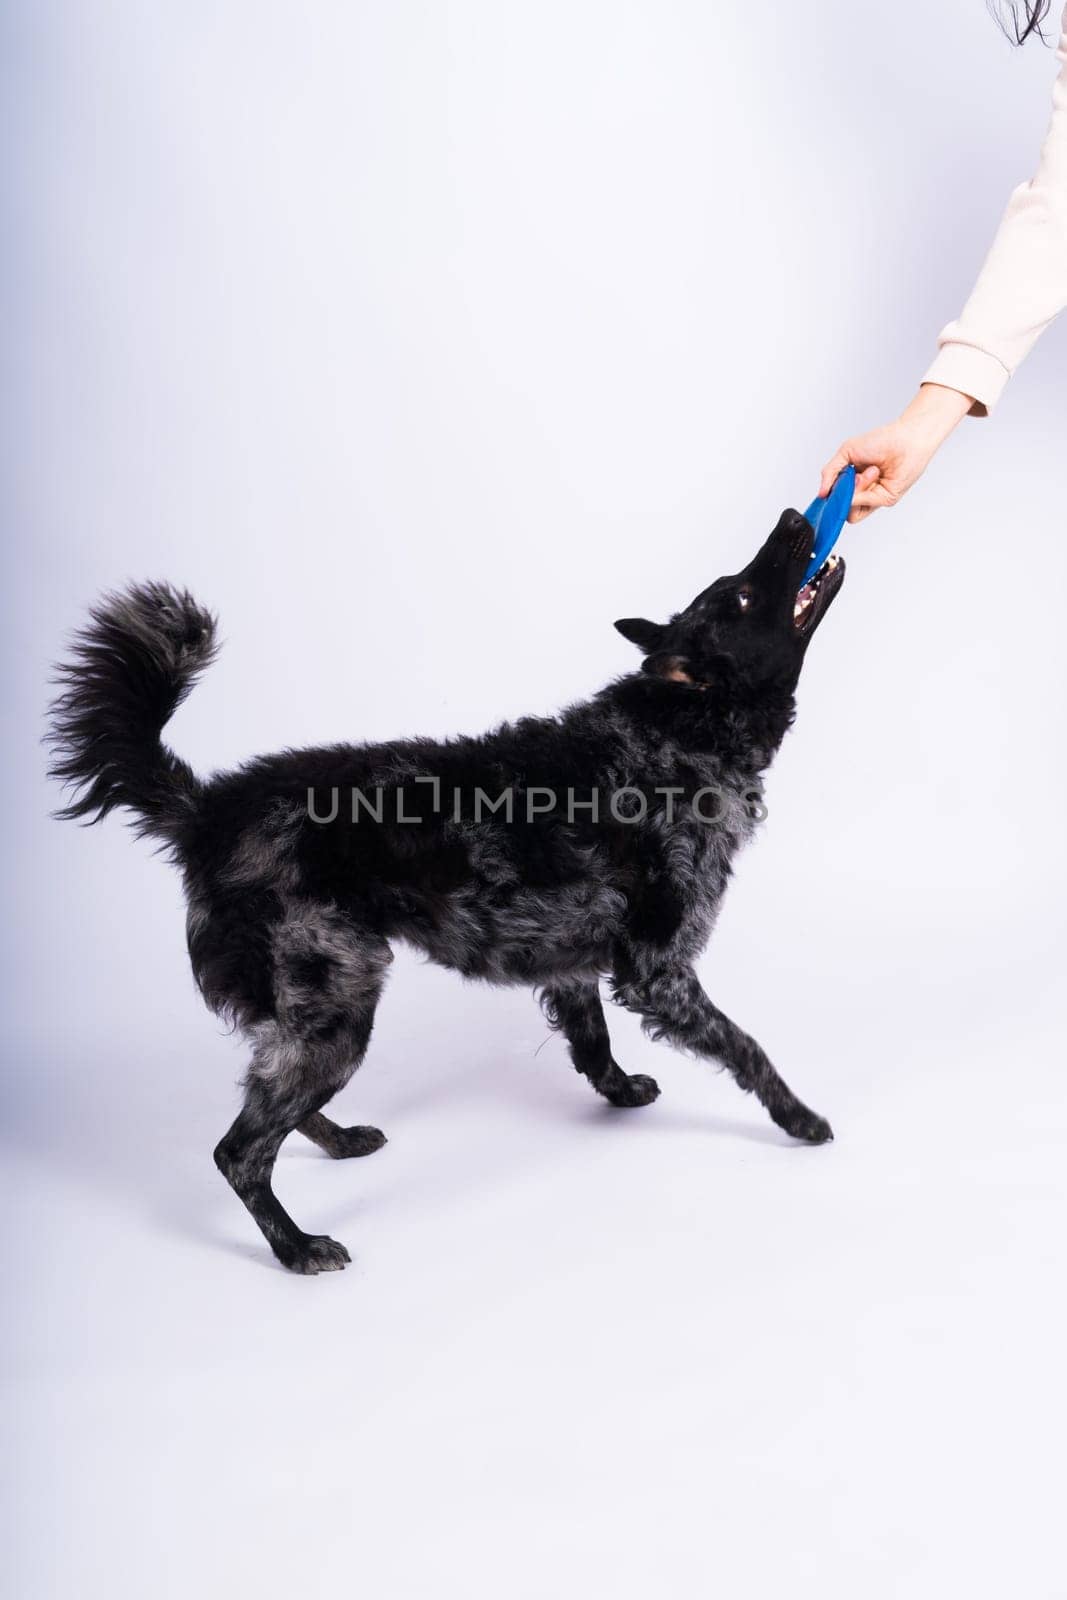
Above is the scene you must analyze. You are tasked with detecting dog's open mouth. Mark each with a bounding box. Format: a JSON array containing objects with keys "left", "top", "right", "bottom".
[{"left": 793, "top": 552, "right": 844, "bottom": 633}]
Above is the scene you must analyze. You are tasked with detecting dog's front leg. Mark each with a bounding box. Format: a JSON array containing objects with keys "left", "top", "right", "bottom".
[
  {"left": 612, "top": 958, "right": 832, "bottom": 1144},
  {"left": 541, "top": 979, "right": 660, "bottom": 1108}
]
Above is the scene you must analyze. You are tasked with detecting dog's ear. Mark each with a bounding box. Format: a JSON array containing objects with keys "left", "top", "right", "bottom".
[
  {"left": 614, "top": 617, "right": 666, "bottom": 653},
  {"left": 641, "top": 649, "right": 738, "bottom": 689},
  {"left": 641, "top": 651, "right": 696, "bottom": 685}
]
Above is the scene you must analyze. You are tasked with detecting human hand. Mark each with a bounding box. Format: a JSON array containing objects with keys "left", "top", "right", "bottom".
[{"left": 819, "top": 384, "right": 974, "bottom": 523}]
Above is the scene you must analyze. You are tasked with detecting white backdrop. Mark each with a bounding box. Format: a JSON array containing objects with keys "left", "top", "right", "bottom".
[{"left": 4, "top": 3, "right": 1065, "bottom": 1597}]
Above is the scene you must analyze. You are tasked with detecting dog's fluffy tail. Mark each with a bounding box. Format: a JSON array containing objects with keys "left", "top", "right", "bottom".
[{"left": 47, "top": 581, "right": 219, "bottom": 849}]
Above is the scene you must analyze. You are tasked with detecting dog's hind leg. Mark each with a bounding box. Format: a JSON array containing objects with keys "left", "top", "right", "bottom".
[
  {"left": 297, "top": 1112, "right": 386, "bottom": 1159},
  {"left": 214, "top": 1010, "right": 379, "bottom": 1274},
  {"left": 612, "top": 959, "right": 832, "bottom": 1144},
  {"left": 214, "top": 909, "right": 392, "bottom": 1273},
  {"left": 542, "top": 979, "right": 660, "bottom": 1108}
]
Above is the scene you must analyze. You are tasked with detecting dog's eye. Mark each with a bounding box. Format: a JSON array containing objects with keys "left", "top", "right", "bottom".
[{"left": 737, "top": 588, "right": 753, "bottom": 612}]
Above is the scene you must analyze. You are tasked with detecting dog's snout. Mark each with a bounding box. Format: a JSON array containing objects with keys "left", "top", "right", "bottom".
[{"left": 775, "top": 508, "right": 813, "bottom": 563}]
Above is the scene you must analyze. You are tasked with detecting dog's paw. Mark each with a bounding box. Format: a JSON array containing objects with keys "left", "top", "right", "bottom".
[
  {"left": 785, "top": 1108, "right": 834, "bottom": 1145},
  {"left": 276, "top": 1234, "right": 352, "bottom": 1275},
  {"left": 605, "top": 1072, "right": 661, "bottom": 1109},
  {"left": 327, "top": 1125, "right": 387, "bottom": 1159}
]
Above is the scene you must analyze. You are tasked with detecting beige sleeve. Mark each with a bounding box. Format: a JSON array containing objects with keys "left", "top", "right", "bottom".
[{"left": 922, "top": 3, "right": 1067, "bottom": 415}]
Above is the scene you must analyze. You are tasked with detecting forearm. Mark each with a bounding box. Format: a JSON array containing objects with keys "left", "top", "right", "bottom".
[
  {"left": 923, "top": 6, "right": 1067, "bottom": 414},
  {"left": 902, "top": 383, "right": 974, "bottom": 445}
]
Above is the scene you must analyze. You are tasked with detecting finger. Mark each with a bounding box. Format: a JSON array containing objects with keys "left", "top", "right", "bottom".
[
  {"left": 847, "top": 505, "right": 877, "bottom": 524},
  {"left": 821, "top": 447, "right": 880, "bottom": 498},
  {"left": 851, "top": 481, "right": 898, "bottom": 511},
  {"left": 818, "top": 445, "right": 853, "bottom": 498}
]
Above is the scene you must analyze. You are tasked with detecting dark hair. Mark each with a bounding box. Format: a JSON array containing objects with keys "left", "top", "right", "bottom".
[{"left": 995, "top": 1, "right": 1053, "bottom": 42}]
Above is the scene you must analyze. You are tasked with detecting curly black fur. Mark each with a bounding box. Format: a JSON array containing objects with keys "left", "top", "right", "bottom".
[
  {"left": 47, "top": 582, "right": 218, "bottom": 847},
  {"left": 48, "top": 509, "right": 845, "bottom": 1274}
]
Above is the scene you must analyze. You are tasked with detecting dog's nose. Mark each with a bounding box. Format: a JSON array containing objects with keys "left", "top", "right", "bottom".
[{"left": 778, "top": 508, "right": 813, "bottom": 561}]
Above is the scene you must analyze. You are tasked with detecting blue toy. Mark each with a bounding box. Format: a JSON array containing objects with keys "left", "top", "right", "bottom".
[{"left": 802, "top": 465, "right": 855, "bottom": 584}]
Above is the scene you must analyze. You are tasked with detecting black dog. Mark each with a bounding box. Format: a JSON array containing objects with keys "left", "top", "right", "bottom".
[{"left": 48, "top": 510, "right": 845, "bottom": 1273}]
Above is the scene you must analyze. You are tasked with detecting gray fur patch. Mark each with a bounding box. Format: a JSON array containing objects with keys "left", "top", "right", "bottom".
[
  {"left": 245, "top": 900, "right": 393, "bottom": 1092},
  {"left": 222, "top": 799, "right": 304, "bottom": 891}
]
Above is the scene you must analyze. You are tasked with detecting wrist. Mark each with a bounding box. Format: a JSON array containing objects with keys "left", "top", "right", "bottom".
[{"left": 902, "top": 384, "right": 973, "bottom": 442}]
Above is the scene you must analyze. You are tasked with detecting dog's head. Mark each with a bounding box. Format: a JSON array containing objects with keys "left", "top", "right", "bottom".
[{"left": 614, "top": 509, "right": 845, "bottom": 694}]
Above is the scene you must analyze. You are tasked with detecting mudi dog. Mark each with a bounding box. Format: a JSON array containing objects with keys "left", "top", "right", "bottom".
[{"left": 48, "top": 510, "right": 845, "bottom": 1273}]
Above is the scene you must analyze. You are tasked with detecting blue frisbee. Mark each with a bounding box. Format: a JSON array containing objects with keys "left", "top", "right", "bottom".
[{"left": 802, "top": 465, "right": 855, "bottom": 583}]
